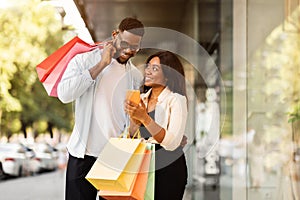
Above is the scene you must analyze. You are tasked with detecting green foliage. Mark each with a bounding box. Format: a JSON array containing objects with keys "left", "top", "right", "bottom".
[
  {"left": 0, "top": 0, "right": 73, "bottom": 136},
  {"left": 288, "top": 103, "right": 300, "bottom": 123},
  {"left": 33, "top": 120, "right": 48, "bottom": 133}
]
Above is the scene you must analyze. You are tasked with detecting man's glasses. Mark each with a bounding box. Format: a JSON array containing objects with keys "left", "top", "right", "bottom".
[{"left": 118, "top": 34, "right": 140, "bottom": 52}]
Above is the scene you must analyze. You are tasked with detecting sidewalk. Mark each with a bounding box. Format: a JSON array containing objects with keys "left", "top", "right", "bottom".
[{"left": 0, "top": 170, "right": 65, "bottom": 200}]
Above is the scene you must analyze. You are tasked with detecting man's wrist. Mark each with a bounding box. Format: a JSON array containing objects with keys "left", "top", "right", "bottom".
[{"left": 89, "top": 62, "right": 107, "bottom": 79}]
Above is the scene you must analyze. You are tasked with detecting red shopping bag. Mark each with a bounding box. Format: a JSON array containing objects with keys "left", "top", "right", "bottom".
[{"left": 36, "top": 36, "right": 102, "bottom": 97}]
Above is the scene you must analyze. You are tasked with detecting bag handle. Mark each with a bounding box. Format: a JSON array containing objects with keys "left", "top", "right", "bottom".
[
  {"left": 124, "top": 59, "right": 140, "bottom": 136},
  {"left": 119, "top": 127, "right": 141, "bottom": 139}
]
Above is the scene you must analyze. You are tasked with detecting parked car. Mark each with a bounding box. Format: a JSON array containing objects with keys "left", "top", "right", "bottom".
[
  {"left": 19, "top": 143, "right": 40, "bottom": 175},
  {"left": 0, "top": 161, "right": 5, "bottom": 180},
  {"left": 20, "top": 143, "right": 36, "bottom": 159},
  {"left": 0, "top": 143, "right": 31, "bottom": 177},
  {"left": 55, "top": 142, "right": 68, "bottom": 170},
  {"left": 30, "top": 143, "right": 58, "bottom": 172}
]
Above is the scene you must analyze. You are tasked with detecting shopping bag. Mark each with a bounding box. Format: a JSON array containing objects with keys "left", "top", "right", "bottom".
[
  {"left": 99, "top": 145, "right": 152, "bottom": 200},
  {"left": 85, "top": 137, "right": 147, "bottom": 192},
  {"left": 36, "top": 36, "right": 102, "bottom": 97},
  {"left": 144, "top": 144, "right": 155, "bottom": 200}
]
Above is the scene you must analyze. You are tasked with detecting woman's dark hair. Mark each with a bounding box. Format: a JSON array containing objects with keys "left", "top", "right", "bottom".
[
  {"left": 143, "top": 51, "right": 187, "bottom": 97},
  {"left": 118, "top": 17, "right": 144, "bottom": 37}
]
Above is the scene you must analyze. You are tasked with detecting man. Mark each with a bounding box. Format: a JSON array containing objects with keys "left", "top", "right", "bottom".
[{"left": 57, "top": 17, "right": 145, "bottom": 200}]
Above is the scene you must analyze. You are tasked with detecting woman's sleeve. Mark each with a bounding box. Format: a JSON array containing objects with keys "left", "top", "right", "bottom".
[
  {"left": 57, "top": 52, "right": 97, "bottom": 103},
  {"left": 160, "top": 94, "right": 188, "bottom": 150}
]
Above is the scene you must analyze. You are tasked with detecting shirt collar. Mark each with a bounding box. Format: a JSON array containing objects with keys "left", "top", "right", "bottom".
[{"left": 142, "top": 87, "right": 171, "bottom": 103}]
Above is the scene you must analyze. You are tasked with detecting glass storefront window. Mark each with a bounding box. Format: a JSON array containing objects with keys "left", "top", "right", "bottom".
[{"left": 247, "top": 0, "right": 300, "bottom": 199}]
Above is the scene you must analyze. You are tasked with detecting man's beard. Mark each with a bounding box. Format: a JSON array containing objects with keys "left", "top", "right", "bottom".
[
  {"left": 112, "top": 43, "right": 134, "bottom": 64},
  {"left": 114, "top": 50, "right": 134, "bottom": 64},
  {"left": 116, "top": 57, "right": 127, "bottom": 64}
]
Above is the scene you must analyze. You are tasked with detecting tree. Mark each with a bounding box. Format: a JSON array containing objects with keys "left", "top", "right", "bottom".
[{"left": 0, "top": 0, "right": 73, "bottom": 138}]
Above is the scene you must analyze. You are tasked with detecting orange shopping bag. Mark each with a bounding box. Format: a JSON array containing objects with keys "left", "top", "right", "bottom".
[
  {"left": 99, "top": 145, "right": 153, "bottom": 200},
  {"left": 36, "top": 36, "right": 102, "bottom": 97}
]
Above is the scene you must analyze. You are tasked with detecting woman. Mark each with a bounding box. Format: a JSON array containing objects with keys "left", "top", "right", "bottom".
[{"left": 124, "top": 51, "right": 188, "bottom": 200}]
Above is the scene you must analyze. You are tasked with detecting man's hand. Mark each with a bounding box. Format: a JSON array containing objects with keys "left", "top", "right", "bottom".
[
  {"left": 89, "top": 41, "right": 116, "bottom": 80},
  {"left": 99, "top": 41, "right": 116, "bottom": 66},
  {"left": 180, "top": 135, "right": 188, "bottom": 148}
]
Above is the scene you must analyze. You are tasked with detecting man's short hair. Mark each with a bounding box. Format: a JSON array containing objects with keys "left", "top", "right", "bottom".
[{"left": 118, "top": 17, "right": 145, "bottom": 37}]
